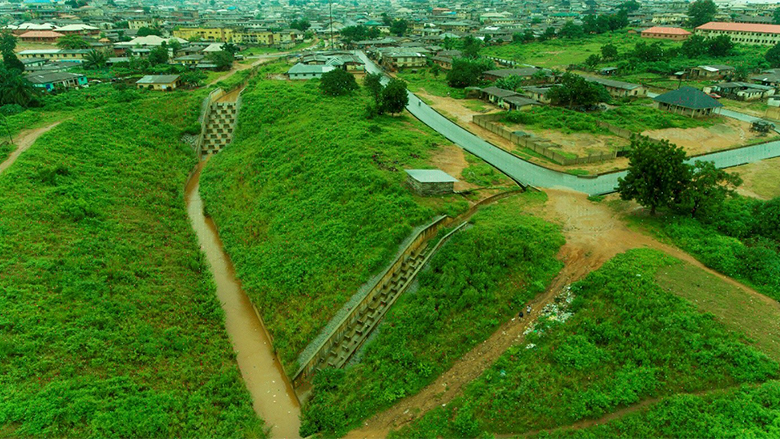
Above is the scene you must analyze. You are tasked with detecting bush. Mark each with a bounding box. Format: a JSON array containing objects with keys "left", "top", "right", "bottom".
[
  {"left": 0, "top": 104, "right": 24, "bottom": 116},
  {"left": 319, "top": 68, "right": 359, "bottom": 96}
]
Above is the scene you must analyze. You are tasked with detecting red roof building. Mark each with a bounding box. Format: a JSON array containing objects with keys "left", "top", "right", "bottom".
[
  {"left": 641, "top": 27, "right": 692, "bottom": 40},
  {"left": 18, "top": 31, "right": 65, "bottom": 43},
  {"left": 695, "top": 22, "right": 780, "bottom": 45}
]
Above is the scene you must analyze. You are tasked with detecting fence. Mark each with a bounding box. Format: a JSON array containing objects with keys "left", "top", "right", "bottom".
[{"left": 472, "top": 113, "right": 617, "bottom": 166}]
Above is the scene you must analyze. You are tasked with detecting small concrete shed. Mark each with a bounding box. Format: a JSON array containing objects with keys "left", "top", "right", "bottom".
[{"left": 405, "top": 169, "right": 458, "bottom": 196}]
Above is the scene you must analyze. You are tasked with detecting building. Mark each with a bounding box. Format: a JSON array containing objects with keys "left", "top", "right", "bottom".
[
  {"left": 688, "top": 64, "right": 736, "bottom": 79},
  {"left": 483, "top": 67, "right": 547, "bottom": 82},
  {"left": 286, "top": 63, "right": 335, "bottom": 79},
  {"left": 17, "top": 49, "right": 89, "bottom": 62},
  {"left": 640, "top": 26, "right": 691, "bottom": 40},
  {"left": 521, "top": 86, "right": 556, "bottom": 104},
  {"left": 706, "top": 82, "right": 775, "bottom": 101},
  {"left": 404, "top": 169, "right": 458, "bottom": 196},
  {"left": 695, "top": 22, "right": 780, "bottom": 46},
  {"left": 54, "top": 24, "right": 99, "bottom": 36},
  {"left": 653, "top": 86, "right": 723, "bottom": 117},
  {"left": 585, "top": 77, "right": 646, "bottom": 98},
  {"left": 18, "top": 30, "right": 63, "bottom": 43},
  {"left": 25, "top": 72, "right": 87, "bottom": 91},
  {"left": 136, "top": 75, "right": 181, "bottom": 91},
  {"left": 381, "top": 51, "right": 426, "bottom": 70}
]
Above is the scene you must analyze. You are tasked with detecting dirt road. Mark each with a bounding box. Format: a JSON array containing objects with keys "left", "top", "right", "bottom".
[
  {"left": 0, "top": 122, "right": 62, "bottom": 174},
  {"left": 344, "top": 189, "right": 775, "bottom": 438}
]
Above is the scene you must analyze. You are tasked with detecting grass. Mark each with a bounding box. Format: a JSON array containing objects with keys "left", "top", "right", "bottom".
[
  {"left": 656, "top": 262, "right": 780, "bottom": 363},
  {"left": 0, "top": 141, "right": 15, "bottom": 163},
  {"left": 733, "top": 157, "right": 780, "bottom": 199},
  {"left": 199, "top": 74, "right": 495, "bottom": 373},
  {"left": 0, "top": 92, "right": 262, "bottom": 436},
  {"left": 391, "top": 249, "right": 778, "bottom": 438},
  {"left": 300, "top": 194, "right": 564, "bottom": 437},
  {"left": 395, "top": 70, "right": 466, "bottom": 98},
  {"left": 536, "top": 381, "right": 780, "bottom": 438},
  {"left": 461, "top": 151, "right": 512, "bottom": 186}
]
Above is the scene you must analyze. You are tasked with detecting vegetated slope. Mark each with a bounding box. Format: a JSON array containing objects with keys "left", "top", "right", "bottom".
[
  {"left": 199, "top": 79, "right": 477, "bottom": 372},
  {"left": 391, "top": 249, "right": 778, "bottom": 438},
  {"left": 536, "top": 381, "right": 780, "bottom": 438},
  {"left": 0, "top": 94, "right": 263, "bottom": 437},
  {"left": 300, "top": 194, "right": 564, "bottom": 437}
]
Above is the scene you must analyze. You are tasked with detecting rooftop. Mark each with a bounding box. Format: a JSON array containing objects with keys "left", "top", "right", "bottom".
[
  {"left": 653, "top": 86, "right": 724, "bottom": 110},
  {"left": 136, "top": 75, "right": 181, "bottom": 84},
  {"left": 405, "top": 169, "right": 458, "bottom": 183},
  {"left": 696, "top": 21, "right": 780, "bottom": 35},
  {"left": 641, "top": 26, "right": 691, "bottom": 35}
]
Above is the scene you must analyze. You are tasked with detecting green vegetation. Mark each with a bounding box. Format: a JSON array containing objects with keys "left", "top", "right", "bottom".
[
  {"left": 0, "top": 139, "right": 13, "bottom": 163},
  {"left": 461, "top": 151, "right": 511, "bottom": 186},
  {"left": 300, "top": 195, "right": 564, "bottom": 437},
  {"left": 536, "top": 381, "right": 780, "bottom": 438},
  {"left": 199, "top": 76, "right": 481, "bottom": 372},
  {"left": 391, "top": 249, "right": 778, "bottom": 438},
  {"left": 0, "top": 93, "right": 262, "bottom": 436},
  {"left": 395, "top": 69, "right": 466, "bottom": 98},
  {"left": 503, "top": 101, "right": 710, "bottom": 135}
]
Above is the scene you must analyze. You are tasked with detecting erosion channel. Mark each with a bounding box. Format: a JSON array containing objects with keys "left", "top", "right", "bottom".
[{"left": 185, "top": 161, "right": 301, "bottom": 438}]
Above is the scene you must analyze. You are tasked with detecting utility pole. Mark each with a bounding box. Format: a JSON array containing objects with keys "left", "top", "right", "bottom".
[{"left": 329, "top": 0, "right": 333, "bottom": 48}]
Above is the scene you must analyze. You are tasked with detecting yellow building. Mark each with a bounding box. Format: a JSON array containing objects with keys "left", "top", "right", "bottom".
[
  {"left": 173, "top": 27, "right": 298, "bottom": 46},
  {"left": 173, "top": 27, "right": 235, "bottom": 42}
]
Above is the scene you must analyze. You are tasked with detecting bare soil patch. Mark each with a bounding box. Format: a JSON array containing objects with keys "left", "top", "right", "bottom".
[
  {"left": 642, "top": 118, "right": 765, "bottom": 156},
  {"left": 429, "top": 143, "right": 477, "bottom": 192},
  {"left": 0, "top": 122, "right": 62, "bottom": 174},
  {"left": 731, "top": 157, "right": 780, "bottom": 200}
]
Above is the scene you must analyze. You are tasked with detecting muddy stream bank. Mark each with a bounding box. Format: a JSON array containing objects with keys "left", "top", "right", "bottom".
[{"left": 185, "top": 162, "right": 301, "bottom": 438}]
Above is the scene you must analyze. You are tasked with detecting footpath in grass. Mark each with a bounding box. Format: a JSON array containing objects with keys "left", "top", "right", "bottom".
[
  {"left": 0, "top": 93, "right": 262, "bottom": 437},
  {"left": 536, "top": 381, "right": 780, "bottom": 438},
  {"left": 199, "top": 77, "right": 485, "bottom": 373},
  {"left": 391, "top": 249, "right": 778, "bottom": 438},
  {"left": 299, "top": 193, "right": 564, "bottom": 437}
]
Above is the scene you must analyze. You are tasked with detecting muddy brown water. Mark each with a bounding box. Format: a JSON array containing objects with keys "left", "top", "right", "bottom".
[{"left": 185, "top": 162, "right": 301, "bottom": 439}]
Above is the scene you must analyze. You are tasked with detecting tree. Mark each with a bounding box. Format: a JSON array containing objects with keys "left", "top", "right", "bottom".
[
  {"left": 513, "top": 30, "right": 535, "bottom": 44},
  {"left": 707, "top": 35, "right": 734, "bottom": 57},
  {"left": 618, "top": 0, "right": 641, "bottom": 12},
  {"left": 222, "top": 42, "right": 239, "bottom": 56},
  {"left": 381, "top": 78, "right": 408, "bottom": 114},
  {"left": 542, "top": 27, "right": 557, "bottom": 41},
  {"left": 0, "top": 65, "right": 38, "bottom": 107},
  {"left": 755, "top": 197, "right": 780, "bottom": 241},
  {"left": 180, "top": 70, "right": 206, "bottom": 88},
  {"left": 340, "top": 25, "right": 379, "bottom": 43},
  {"left": 319, "top": 68, "right": 358, "bottom": 96},
  {"left": 774, "top": 7, "right": 780, "bottom": 25},
  {"left": 290, "top": 19, "right": 311, "bottom": 31},
  {"left": 559, "top": 21, "right": 585, "bottom": 39},
  {"left": 585, "top": 54, "right": 601, "bottom": 67},
  {"left": 687, "top": 0, "right": 718, "bottom": 28},
  {"left": 137, "top": 26, "right": 162, "bottom": 37},
  {"left": 390, "top": 19, "right": 408, "bottom": 36},
  {"left": 601, "top": 43, "right": 618, "bottom": 61},
  {"left": 547, "top": 72, "right": 605, "bottom": 108},
  {"left": 364, "top": 72, "right": 383, "bottom": 106},
  {"left": 766, "top": 43, "right": 780, "bottom": 67},
  {"left": 57, "top": 34, "right": 89, "bottom": 49},
  {"left": 675, "top": 160, "right": 742, "bottom": 217},
  {"left": 495, "top": 74, "right": 525, "bottom": 91},
  {"left": 168, "top": 39, "right": 182, "bottom": 56},
  {"left": 148, "top": 45, "right": 169, "bottom": 66},
  {"left": 83, "top": 49, "right": 107, "bottom": 70},
  {"left": 461, "top": 35, "right": 482, "bottom": 59},
  {"left": 209, "top": 50, "right": 234, "bottom": 71},
  {"left": 681, "top": 34, "right": 708, "bottom": 58},
  {"left": 446, "top": 58, "right": 492, "bottom": 88},
  {"left": 617, "top": 137, "right": 691, "bottom": 215},
  {"left": 1, "top": 31, "right": 24, "bottom": 72},
  {"left": 631, "top": 41, "right": 666, "bottom": 62},
  {"left": 443, "top": 36, "right": 458, "bottom": 50}
]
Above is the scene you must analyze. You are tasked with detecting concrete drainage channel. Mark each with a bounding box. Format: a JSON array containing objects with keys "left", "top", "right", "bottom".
[{"left": 185, "top": 85, "right": 302, "bottom": 438}]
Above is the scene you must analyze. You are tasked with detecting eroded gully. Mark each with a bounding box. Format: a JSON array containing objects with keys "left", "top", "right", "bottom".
[{"left": 185, "top": 161, "right": 301, "bottom": 438}]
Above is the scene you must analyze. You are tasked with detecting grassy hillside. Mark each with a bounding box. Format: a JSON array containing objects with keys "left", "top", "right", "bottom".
[
  {"left": 0, "top": 93, "right": 262, "bottom": 437},
  {"left": 300, "top": 193, "right": 564, "bottom": 437},
  {"left": 200, "top": 78, "right": 486, "bottom": 372},
  {"left": 391, "top": 249, "right": 778, "bottom": 438},
  {"left": 537, "top": 381, "right": 780, "bottom": 438}
]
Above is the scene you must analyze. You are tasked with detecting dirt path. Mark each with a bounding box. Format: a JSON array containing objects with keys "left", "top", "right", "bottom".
[
  {"left": 208, "top": 57, "right": 277, "bottom": 86},
  {"left": 0, "top": 122, "right": 62, "bottom": 174},
  {"left": 344, "top": 189, "right": 776, "bottom": 438}
]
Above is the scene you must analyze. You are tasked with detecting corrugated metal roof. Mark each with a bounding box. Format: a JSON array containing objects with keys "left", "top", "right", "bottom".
[
  {"left": 696, "top": 21, "right": 780, "bottom": 35},
  {"left": 405, "top": 169, "right": 458, "bottom": 183}
]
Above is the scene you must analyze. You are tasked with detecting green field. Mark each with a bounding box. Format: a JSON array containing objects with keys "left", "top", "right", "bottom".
[
  {"left": 537, "top": 381, "right": 780, "bottom": 438},
  {"left": 199, "top": 76, "right": 494, "bottom": 373},
  {"left": 391, "top": 249, "right": 778, "bottom": 438},
  {"left": 0, "top": 93, "right": 262, "bottom": 436},
  {"left": 300, "top": 193, "right": 564, "bottom": 437}
]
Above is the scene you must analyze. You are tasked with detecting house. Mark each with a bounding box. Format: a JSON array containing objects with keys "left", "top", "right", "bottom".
[
  {"left": 174, "top": 54, "right": 206, "bottom": 66},
  {"left": 599, "top": 67, "right": 619, "bottom": 76},
  {"left": 24, "top": 72, "right": 87, "bottom": 91},
  {"left": 585, "top": 77, "right": 646, "bottom": 98},
  {"left": 480, "top": 86, "right": 521, "bottom": 108},
  {"left": 18, "top": 30, "right": 63, "bottom": 43},
  {"left": 653, "top": 86, "right": 723, "bottom": 117},
  {"left": 430, "top": 49, "right": 462, "bottom": 70},
  {"left": 17, "top": 49, "right": 89, "bottom": 62},
  {"left": 286, "top": 63, "right": 335, "bottom": 79},
  {"left": 688, "top": 64, "right": 736, "bottom": 79},
  {"left": 521, "top": 86, "right": 556, "bottom": 104},
  {"left": 503, "top": 95, "right": 542, "bottom": 111},
  {"left": 695, "top": 22, "right": 780, "bottom": 46},
  {"left": 483, "top": 67, "right": 547, "bottom": 82},
  {"left": 21, "top": 57, "right": 48, "bottom": 69},
  {"left": 707, "top": 82, "right": 775, "bottom": 101},
  {"left": 382, "top": 51, "right": 426, "bottom": 70},
  {"left": 136, "top": 75, "right": 181, "bottom": 91},
  {"left": 54, "top": 24, "right": 99, "bottom": 36},
  {"left": 404, "top": 169, "right": 458, "bottom": 196},
  {"left": 640, "top": 26, "right": 691, "bottom": 40},
  {"left": 751, "top": 70, "right": 780, "bottom": 87}
]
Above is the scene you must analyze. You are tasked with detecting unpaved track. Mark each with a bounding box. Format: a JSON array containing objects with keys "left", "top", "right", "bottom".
[
  {"left": 345, "top": 189, "right": 775, "bottom": 438},
  {"left": 0, "top": 122, "right": 61, "bottom": 174}
]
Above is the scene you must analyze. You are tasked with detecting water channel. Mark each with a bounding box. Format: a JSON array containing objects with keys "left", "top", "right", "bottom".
[{"left": 185, "top": 162, "right": 301, "bottom": 438}]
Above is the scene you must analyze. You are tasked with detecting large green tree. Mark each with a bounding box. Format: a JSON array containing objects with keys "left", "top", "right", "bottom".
[
  {"left": 687, "top": 0, "right": 718, "bottom": 27},
  {"left": 707, "top": 35, "right": 734, "bottom": 57},
  {"left": 319, "top": 68, "right": 358, "bottom": 96},
  {"left": 56, "top": 34, "right": 89, "bottom": 49},
  {"left": 380, "top": 78, "right": 408, "bottom": 114},
  {"left": 766, "top": 43, "right": 780, "bottom": 67},
  {"left": 461, "top": 35, "right": 482, "bottom": 59},
  {"left": 446, "top": 57, "right": 492, "bottom": 88},
  {"left": 681, "top": 34, "right": 708, "bottom": 58},
  {"left": 0, "top": 31, "right": 24, "bottom": 72},
  {"left": 208, "top": 50, "right": 234, "bottom": 71},
  {"left": 0, "top": 65, "right": 38, "bottom": 107},
  {"left": 601, "top": 43, "right": 618, "bottom": 61},
  {"left": 675, "top": 160, "right": 742, "bottom": 217},
  {"left": 364, "top": 72, "right": 383, "bottom": 106},
  {"left": 148, "top": 45, "right": 169, "bottom": 66},
  {"left": 547, "top": 73, "right": 607, "bottom": 108},
  {"left": 83, "top": 49, "right": 107, "bottom": 70},
  {"left": 774, "top": 7, "right": 780, "bottom": 24},
  {"left": 390, "top": 19, "right": 408, "bottom": 36},
  {"left": 617, "top": 137, "right": 691, "bottom": 215}
]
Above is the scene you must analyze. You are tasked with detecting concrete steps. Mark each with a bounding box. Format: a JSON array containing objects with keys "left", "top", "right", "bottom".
[
  {"left": 320, "top": 246, "right": 430, "bottom": 370},
  {"left": 201, "top": 102, "right": 238, "bottom": 156}
]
